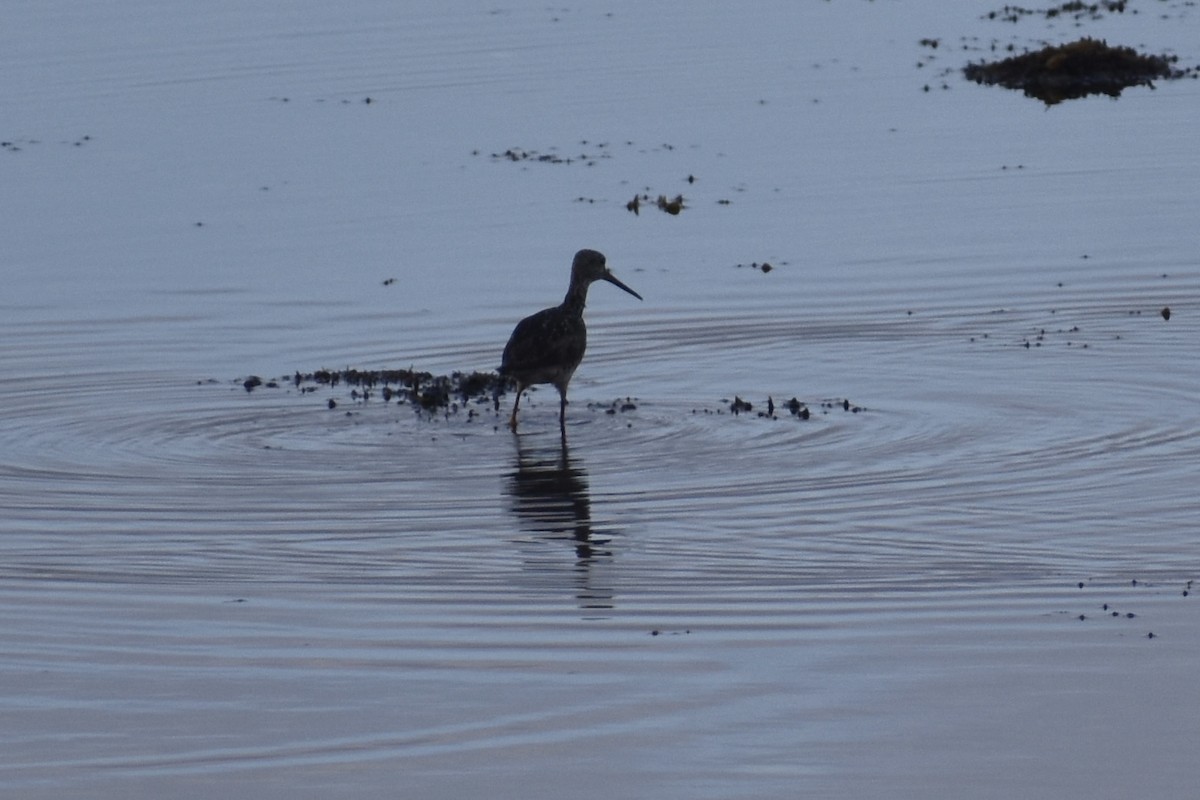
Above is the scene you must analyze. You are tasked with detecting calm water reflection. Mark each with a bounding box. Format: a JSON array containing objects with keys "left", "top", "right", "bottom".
[{"left": 506, "top": 432, "right": 615, "bottom": 610}]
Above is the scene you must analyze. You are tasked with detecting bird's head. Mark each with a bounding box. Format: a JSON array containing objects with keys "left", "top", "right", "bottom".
[{"left": 572, "top": 249, "right": 642, "bottom": 300}]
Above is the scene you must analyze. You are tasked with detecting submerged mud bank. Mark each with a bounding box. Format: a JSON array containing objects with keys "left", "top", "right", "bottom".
[
  {"left": 241, "top": 367, "right": 506, "bottom": 413},
  {"left": 236, "top": 367, "right": 861, "bottom": 424}
]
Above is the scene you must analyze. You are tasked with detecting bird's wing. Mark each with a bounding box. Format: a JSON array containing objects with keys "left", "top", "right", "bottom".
[{"left": 500, "top": 309, "right": 586, "bottom": 374}]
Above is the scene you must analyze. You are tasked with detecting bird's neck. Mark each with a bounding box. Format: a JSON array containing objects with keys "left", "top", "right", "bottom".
[{"left": 561, "top": 283, "right": 589, "bottom": 315}]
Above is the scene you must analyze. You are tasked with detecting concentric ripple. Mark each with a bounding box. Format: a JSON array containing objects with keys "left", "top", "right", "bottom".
[{"left": 3, "top": 262, "right": 1197, "bottom": 597}]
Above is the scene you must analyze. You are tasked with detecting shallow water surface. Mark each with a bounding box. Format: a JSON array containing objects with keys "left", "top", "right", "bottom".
[{"left": 3, "top": 1, "right": 1199, "bottom": 797}]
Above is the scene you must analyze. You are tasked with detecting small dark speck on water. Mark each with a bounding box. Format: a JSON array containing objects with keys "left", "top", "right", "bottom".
[{"left": 1161, "top": 307, "right": 1171, "bottom": 320}]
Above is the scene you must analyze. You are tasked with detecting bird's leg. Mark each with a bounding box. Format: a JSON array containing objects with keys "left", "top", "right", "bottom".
[
  {"left": 557, "top": 385, "right": 568, "bottom": 430},
  {"left": 509, "top": 387, "right": 523, "bottom": 431}
]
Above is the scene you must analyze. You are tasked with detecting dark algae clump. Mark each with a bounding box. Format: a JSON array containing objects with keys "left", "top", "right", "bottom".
[
  {"left": 275, "top": 367, "right": 507, "bottom": 413},
  {"left": 964, "top": 37, "right": 1198, "bottom": 104},
  {"left": 242, "top": 367, "right": 867, "bottom": 428}
]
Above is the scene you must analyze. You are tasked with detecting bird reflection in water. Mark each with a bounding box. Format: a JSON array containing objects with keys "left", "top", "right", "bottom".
[{"left": 506, "top": 432, "right": 615, "bottom": 610}]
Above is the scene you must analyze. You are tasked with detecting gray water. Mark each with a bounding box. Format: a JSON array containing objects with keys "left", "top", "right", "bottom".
[{"left": 3, "top": 2, "right": 1199, "bottom": 797}]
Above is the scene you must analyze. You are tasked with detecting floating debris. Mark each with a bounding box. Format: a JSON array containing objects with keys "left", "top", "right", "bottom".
[
  {"left": 656, "top": 194, "right": 686, "bottom": 215},
  {"left": 487, "top": 145, "right": 612, "bottom": 166},
  {"left": 734, "top": 261, "right": 778, "bottom": 273},
  {"left": 716, "top": 395, "right": 857, "bottom": 419},
  {"left": 964, "top": 37, "right": 1199, "bottom": 105},
  {"left": 590, "top": 397, "right": 639, "bottom": 415},
  {"left": 238, "top": 366, "right": 868, "bottom": 428},
  {"left": 828, "top": 398, "right": 865, "bottom": 414},
  {"left": 985, "top": 1, "right": 1127, "bottom": 24},
  {"left": 785, "top": 397, "right": 810, "bottom": 420},
  {"left": 3, "top": 135, "right": 91, "bottom": 152},
  {"left": 276, "top": 367, "right": 507, "bottom": 412},
  {"left": 1161, "top": 307, "right": 1171, "bottom": 320},
  {"left": 625, "top": 192, "right": 688, "bottom": 215}
]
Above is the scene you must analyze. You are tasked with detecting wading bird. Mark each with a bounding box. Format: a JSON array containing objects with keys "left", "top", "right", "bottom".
[{"left": 499, "top": 249, "right": 642, "bottom": 431}]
